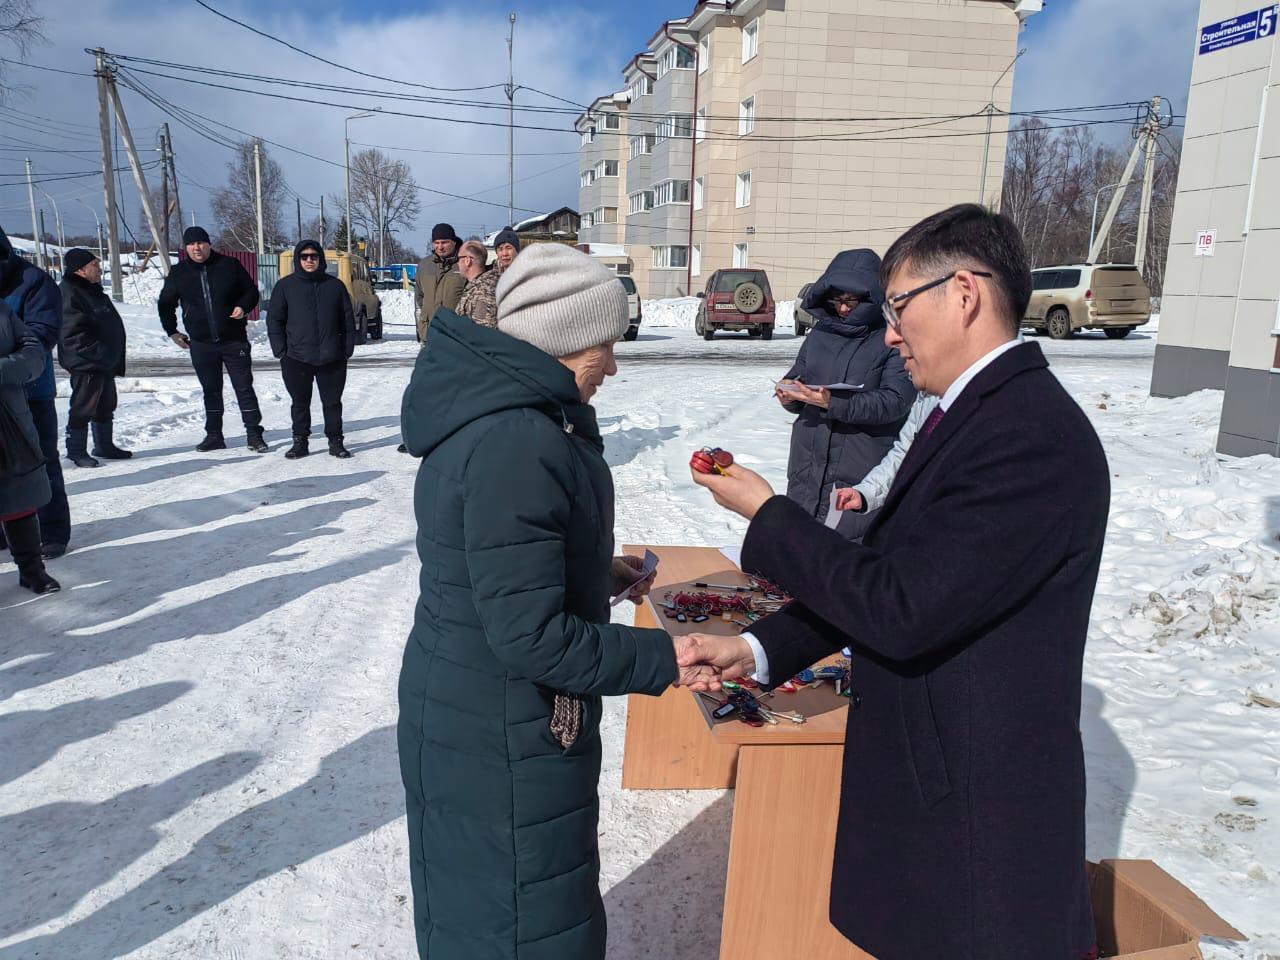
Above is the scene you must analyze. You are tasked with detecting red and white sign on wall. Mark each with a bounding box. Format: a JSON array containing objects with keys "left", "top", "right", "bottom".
[{"left": 1195, "top": 229, "right": 1217, "bottom": 256}]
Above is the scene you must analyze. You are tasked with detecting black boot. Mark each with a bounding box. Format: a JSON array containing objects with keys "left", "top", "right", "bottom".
[
  {"left": 396, "top": 443, "right": 409, "bottom": 454},
  {"left": 91, "top": 420, "right": 133, "bottom": 459},
  {"left": 246, "top": 426, "right": 269, "bottom": 453},
  {"left": 3, "top": 515, "right": 61, "bottom": 594},
  {"left": 328, "top": 437, "right": 352, "bottom": 459},
  {"left": 41, "top": 542, "right": 67, "bottom": 560},
  {"left": 65, "top": 426, "right": 100, "bottom": 468},
  {"left": 196, "top": 432, "right": 226, "bottom": 452},
  {"left": 284, "top": 437, "right": 309, "bottom": 459}
]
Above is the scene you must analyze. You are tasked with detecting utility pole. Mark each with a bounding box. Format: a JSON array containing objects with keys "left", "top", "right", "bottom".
[
  {"left": 24, "top": 158, "right": 43, "bottom": 269},
  {"left": 38, "top": 210, "right": 50, "bottom": 271},
  {"left": 1087, "top": 96, "right": 1167, "bottom": 266},
  {"left": 160, "top": 128, "right": 171, "bottom": 261},
  {"left": 1134, "top": 96, "right": 1164, "bottom": 275},
  {"left": 105, "top": 73, "right": 169, "bottom": 273},
  {"left": 37, "top": 187, "right": 66, "bottom": 273},
  {"left": 76, "top": 199, "right": 103, "bottom": 263},
  {"left": 297, "top": 197, "right": 303, "bottom": 242},
  {"left": 377, "top": 177, "right": 385, "bottom": 266},
  {"left": 345, "top": 111, "right": 373, "bottom": 256},
  {"left": 163, "top": 122, "right": 182, "bottom": 236},
  {"left": 319, "top": 195, "right": 326, "bottom": 246},
  {"left": 506, "top": 12, "right": 516, "bottom": 228},
  {"left": 253, "top": 141, "right": 265, "bottom": 260},
  {"left": 979, "top": 47, "right": 1026, "bottom": 208},
  {"left": 94, "top": 50, "right": 123, "bottom": 301}
]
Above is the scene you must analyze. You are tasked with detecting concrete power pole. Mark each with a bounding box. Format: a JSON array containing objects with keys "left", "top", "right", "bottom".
[
  {"left": 105, "top": 75, "right": 170, "bottom": 273},
  {"left": 319, "top": 195, "right": 326, "bottom": 246},
  {"left": 24, "top": 158, "right": 43, "bottom": 269},
  {"left": 163, "top": 122, "right": 183, "bottom": 236},
  {"left": 94, "top": 50, "right": 124, "bottom": 302},
  {"left": 1087, "top": 96, "right": 1165, "bottom": 267},
  {"left": 1134, "top": 96, "right": 1164, "bottom": 275},
  {"left": 160, "top": 129, "right": 171, "bottom": 261},
  {"left": 253, "top": 141, "right": 265, "bottom": 260}
]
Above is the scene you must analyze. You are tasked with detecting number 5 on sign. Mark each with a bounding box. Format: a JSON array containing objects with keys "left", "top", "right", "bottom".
[{"left": 1262, "top": 4, "right": 1278, "bottom": 37}]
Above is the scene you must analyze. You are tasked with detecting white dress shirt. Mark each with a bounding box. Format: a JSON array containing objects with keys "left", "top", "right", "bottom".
[{"left": 742, "top": 335, "right": 1023, "bottom": 684}]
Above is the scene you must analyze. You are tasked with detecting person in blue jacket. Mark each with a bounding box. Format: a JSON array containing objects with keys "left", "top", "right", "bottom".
[{"left": 0, "top": 224, "right": 70, "bottom": 559}]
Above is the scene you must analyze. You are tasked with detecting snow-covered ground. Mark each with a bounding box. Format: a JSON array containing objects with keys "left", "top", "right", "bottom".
[{"left": 2, "top": 316, "right": 1277, "bottom": 958}]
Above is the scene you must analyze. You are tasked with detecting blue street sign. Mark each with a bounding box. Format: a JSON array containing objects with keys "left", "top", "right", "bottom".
[{"left": 1199, "top": 5, "right": 1279, "bottom": 55}]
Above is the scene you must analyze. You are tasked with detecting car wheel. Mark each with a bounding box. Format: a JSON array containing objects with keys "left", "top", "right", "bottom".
[
  {"left": 703, "top": 324, "right": 715, "bottom": 341},
  {"left": 354, "top": 308, "right": 368, "bottom": 345},
  {"left": 370, "top": 314, "right": 383, "bottom": 340},
  {"left": 761, "top": 326, "right": 773, "bottom": 341},
  {"left": 623, "top": 326, "right": 638, "bottom": 342},
  {"left": 748, "top": 328, "right": 761, "bottom": 338},
  {"left": 1045, "top": 308, "right": 1073, "bottom": 340},
  {"left": 797, "top": 324, "right": 808, "bottom": 337},
  {"left": 1103, "top": 326, "right": 1134, "bottom": 340}
]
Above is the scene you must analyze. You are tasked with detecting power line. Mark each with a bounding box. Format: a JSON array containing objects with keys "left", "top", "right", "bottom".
[{"left": 352, "top": 140, "right": 577, "bottom": 158}]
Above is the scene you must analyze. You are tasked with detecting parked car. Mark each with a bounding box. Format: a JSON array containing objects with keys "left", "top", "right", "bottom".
[
  {"left": 618, "top": 275, "right": 642, "bottom": 341},
  {"left": 279, "top": 248, "right": 383, "bottom": 342},
  {"left": 794, "top": 282, "right": 817, "bottom": 336},
  {"left": 1024, "top": 263, "right": 1151, "bottom": 340},
  {"left": 694, "top": 269, "right": 776, "bottom": 341}
]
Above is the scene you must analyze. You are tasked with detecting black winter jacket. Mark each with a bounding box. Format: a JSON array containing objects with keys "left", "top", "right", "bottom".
[
  {"left": 157, "top": 251, "right": 259, "bottom": 343},
  {"left": 58, "top": 273, "right": 126, "bottom": 376},
  {"left": 783, "top": 250, "right": 915, "bottom": 535},
  {"left": 267, "top": 244, "right": 356, "bottom": 365}
]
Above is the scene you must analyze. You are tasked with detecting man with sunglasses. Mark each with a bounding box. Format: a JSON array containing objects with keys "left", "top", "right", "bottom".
[
  {"left": 158, "top": 226, "right": 268, "bottom": 452},
  {"left": 679, "top": 204, "right": 1110, "bottom": 960}
]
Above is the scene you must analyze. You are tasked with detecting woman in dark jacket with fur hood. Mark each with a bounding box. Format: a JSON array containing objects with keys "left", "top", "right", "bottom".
[{"left": 776, "top": 249, "right": 915, "bottom": 540}]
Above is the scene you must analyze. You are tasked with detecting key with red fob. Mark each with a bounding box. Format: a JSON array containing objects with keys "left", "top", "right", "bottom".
[{"left": 690, "top": 446, "right": 734, "bottom": 476}]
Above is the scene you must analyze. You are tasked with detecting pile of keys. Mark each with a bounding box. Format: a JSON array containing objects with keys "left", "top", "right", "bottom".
[
  {"left": 775, "top": 662, "right": 852, "bottom": 696},
  {"left": 690, "top": 446, "right": 734, "bottom": 476},
  {"left": 700, "top": 687, "right": 805, "bottom": 726},
  {"left": 661, "top": 590, "right": 756, "bottom": 625}
]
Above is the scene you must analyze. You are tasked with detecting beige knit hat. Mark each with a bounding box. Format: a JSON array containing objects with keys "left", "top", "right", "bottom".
[{"left": 495, "top": 244, "right": 629, "bottom": 357}]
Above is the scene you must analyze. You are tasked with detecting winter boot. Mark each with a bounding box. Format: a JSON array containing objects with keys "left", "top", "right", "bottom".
[
  {"left": 41, "top": 542, "right": 67, "bottom": 560},
  {"left": 246, "top": 426, "right": 270, "bottom": 453},
  {"left": 328, "top": 437, "right": 352, "bottom": 459},
  {"left": 396, "top": 443, "right": 409, "bottom": 454},
  {"left": 284, "top": 437, "right": 310, "bottom": 460},
  {"left": 91, "top": 420, "right": 133, "bottom": 459},
  {"left": 3, "top": 515, "right": 61, "bottom": 595},
  {"left": 195, "top": 432, "right": 227, "bottom": 452},
  {"left": 65, "top": 427, "right": 100, "bottom": 468}
]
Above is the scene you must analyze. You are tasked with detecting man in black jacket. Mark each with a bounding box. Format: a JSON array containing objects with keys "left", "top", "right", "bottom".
[
  {"left": 679, "top": 205, "right": 1109, "bottom": 960},
  {"left": 58, "top": 249, "right": 130, "bottom": 468},
  {"left": 267, "top": 241, "right": 355, "bottom": 459},
  {"left": 157, "top": 226, "right": 268, "bottom": 452}
]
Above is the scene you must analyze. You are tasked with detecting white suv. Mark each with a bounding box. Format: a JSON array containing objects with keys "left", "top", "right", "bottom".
[{"left": 1024, "top": 264, "right": 1151, "bottom": 340}]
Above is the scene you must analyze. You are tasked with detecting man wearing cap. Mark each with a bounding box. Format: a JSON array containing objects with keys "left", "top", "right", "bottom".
[
  {"left": 493, "top": 227, "right": 520, "bottom": 274},
  {"left": 413, "top": 222, "right": 466, "bottom": 343},
  {"left": 58, "top": 248, "right": 130, "bottom": 467},
  {"left": 158, "top": 227, "right": 269, "bottom": 453}
]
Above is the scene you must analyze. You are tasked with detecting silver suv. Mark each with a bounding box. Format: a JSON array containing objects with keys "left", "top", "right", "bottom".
[{"left": 1024, "top": 264, "right": 1151, "bottom": 340}]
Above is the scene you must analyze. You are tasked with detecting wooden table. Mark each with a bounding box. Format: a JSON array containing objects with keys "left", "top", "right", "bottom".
[{"left": 621, "top": 545, "right": 872, "bottom": 960}]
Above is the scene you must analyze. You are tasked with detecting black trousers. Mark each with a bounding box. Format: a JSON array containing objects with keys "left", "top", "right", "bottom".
[
  {"left": 67, "top": 372, "right": 119, "bottom": 429},
  {"left": 28, "top": 395, "right": 69, "bottom": 547},
  {"left": 280, "top": 355, "right": 347, "bottom": 440},
  {"left": 189, "top": 339, "right": 262, "bottom": 434}
]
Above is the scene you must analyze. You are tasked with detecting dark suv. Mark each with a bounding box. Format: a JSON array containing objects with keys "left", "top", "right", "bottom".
[{"left": 694, "top": 269, "right": 776, "bottom": 340}]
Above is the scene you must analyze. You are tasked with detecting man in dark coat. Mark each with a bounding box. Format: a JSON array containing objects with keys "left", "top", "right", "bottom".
[
  {"left": 58, "top": 248, "right": 130, "bottom": 468},
  {"left": 679, "top": 205, "right": 1109, "bottom": 960},
  {"left": 0, "top": 223, "right": 69, "bottom": 559},
  {"left": 157, "top": 226, "right": 268, "bottom": 452},
  {"left": 267, "top": 240, "right": 356, "bottom": 459},
  {"left": 777, "top": 249, "right": 915, "bottom": 539}
]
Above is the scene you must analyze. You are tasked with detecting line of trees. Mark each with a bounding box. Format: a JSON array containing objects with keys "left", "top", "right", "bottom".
[{"left": 1001, "top": 117, "right": 1181, "bottom": 297}]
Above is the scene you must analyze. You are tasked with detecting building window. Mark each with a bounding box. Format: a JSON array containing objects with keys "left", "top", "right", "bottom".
[
  {"left": 692, "top": 243, "right": 702, "bottom": 276},
  {"left": 653, "top": 179, "right": 690, "bottom": 207},
  {"left": 698, "top": 36, "right": 709, "bottom": 74},
  {"left": 695, "top": 107, "right": 707, "bottom": 143},
  {"left": 742, "top": 18, "right": 759, "bottom": 62},
  {"left": 582, "top": 212, "right": 595, "bottom": 227},
  {"left": 580, "top": 127, "right": 596, "bottom": 145},
  {"left": 593, "top": 206, "right": 618, "bottom": 224},
  {"left": 656, "top": 113, "right": 693, "bottom": 142},
  {"left": 657, "top": 45, "right": 696, "bottom": 78},
  {"left": 736, "top": 170, "right": 752, "bottom": 208},
  {"left": 733, "top": 243, "right": 748, "bottom": 268},
  {"left": 602, "top": 113, "right": 621, "bottom": 130},
  {"left": 739, "top": 96, "right": 755, "bottom": 136},
  {"left": 693, "top": 176, "right": 704, "bottom": 211},
  {"left": 594, "top": 158, "right": 619, "bottom": 178},
  {"left": 629, "top": 133, "right": 655, "bottom": 159},
  {"left": 629, "top": 75, "right": 654, "bottom": 100},
  {"left": 580, "top": 170, "right": 595, "bottom": 189},
  {"left": 628, "top": 190, "right": 655, "bottom": 215},
  {"left": 652, "top": 245, "right": 689, "bottom": 269}
]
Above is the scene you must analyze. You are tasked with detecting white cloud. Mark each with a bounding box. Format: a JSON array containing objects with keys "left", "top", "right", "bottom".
[{"left": 1, "top": 1, "right": 632, "bottom": 249}]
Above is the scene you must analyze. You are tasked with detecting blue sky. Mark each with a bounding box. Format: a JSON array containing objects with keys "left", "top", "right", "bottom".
[{"left": 1, "top": 0, "right": 1203, "bottom": 249}]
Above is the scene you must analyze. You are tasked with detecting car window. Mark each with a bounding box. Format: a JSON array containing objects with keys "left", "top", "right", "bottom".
[
  {"left": 1031, "top": 270, "right": 1061, "bottom": 291},
  {"left": 618, "top": 277, "right": 637, "bottom": 294},
  {"left": 712, "top": 271, "right": 770, "bottom": 295},
  {"left": 1058, "top": 269, "right": 1081, "bottom": 288}
]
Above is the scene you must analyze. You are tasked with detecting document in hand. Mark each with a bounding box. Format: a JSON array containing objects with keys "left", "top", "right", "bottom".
[
  {"left": 778, "top": 381, "right": 864, "bottom": 394},
  {"left": 611, "top": 549, "right": 660, "bottom": 606}
]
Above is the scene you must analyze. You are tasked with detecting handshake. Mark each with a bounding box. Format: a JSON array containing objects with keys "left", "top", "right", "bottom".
[{"left": 673, "top": 633, "right": 757, "bottom": 693}]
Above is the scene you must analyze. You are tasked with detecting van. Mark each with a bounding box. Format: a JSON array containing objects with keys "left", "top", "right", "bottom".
[
  {"left": 278, "top": 248, "right": 384, "bottom": 343},
  {"left": 1024, "top": 264, "right": 1151, "bottom": 340}
]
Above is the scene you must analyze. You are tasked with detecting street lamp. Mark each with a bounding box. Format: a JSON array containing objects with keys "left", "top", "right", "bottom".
[
  {"left": 979, "top": 47, "right": 1027, "bottom": 208},
  {"left": 35, "top": 187, "right": 66, "bottom": 274},
  {"left": 75, "top": 198, "right": 105, "bottom": 264},
  {"left": 345, "top": 111, "right": 374, "bottom": 255}
]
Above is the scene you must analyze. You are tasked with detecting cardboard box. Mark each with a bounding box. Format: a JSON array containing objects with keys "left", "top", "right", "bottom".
[{"left": 1089, "top": 860, "right": 1246, "bottom": 959}]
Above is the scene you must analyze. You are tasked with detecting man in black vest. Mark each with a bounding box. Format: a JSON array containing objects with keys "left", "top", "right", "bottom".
[
  {"left": 678, "top": 205, "right": 1109, "bottom": 960},
  {"left": 267, "top": 241, "right": 355, "bottom": 459},
  {"left": 57, "top": 248, "right": 130, "bottom": 468},
  {"left": 157, "top": 227, "right": 268, "bottom": 452}
]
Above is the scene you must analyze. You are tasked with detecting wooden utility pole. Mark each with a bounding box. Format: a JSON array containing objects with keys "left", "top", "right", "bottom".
[
  {"left": 38, "top": 209, "right": 49, "bottom": 270},
  {"left": 296, "top": 197, "right": 302, "bottom": 242},
  {"left": 24, "top": 158, "right": 43, "bottom": 269},
  {"left": 105, "top": 73, "right": 169, "bottom": 273},
  {"left": 160, "top": 129, "right": 171, "bottom": 260},
  {"left": 253, "top": 141, "right": 265, "bottom": 259},
  {"left": 94, "top": 50, "right": 123, "bottom": 302}
]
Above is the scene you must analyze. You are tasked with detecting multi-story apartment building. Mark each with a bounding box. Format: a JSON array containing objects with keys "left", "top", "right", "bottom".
[
  {"left": 576, "top": 92, "right": 629, "bottom": 247},
  {"left": 577, "top": 0, "right": 1041, "bottom": 299}
]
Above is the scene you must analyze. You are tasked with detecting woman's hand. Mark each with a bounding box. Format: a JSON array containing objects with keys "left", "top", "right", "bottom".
[
  {"left": 612, "top": 555, "right": 655, "bottom": 605},
  {"left": 788, "top": 381, "right": 831, "bottom": 409}
]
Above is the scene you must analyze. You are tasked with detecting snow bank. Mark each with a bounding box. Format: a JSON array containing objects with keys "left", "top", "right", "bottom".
[
  {"left": 377, "top": 289, "right": 415, "bottom": 329},
  {"left": 643, "top": 297, "right": 796, "bottom": 332},
  {"left": 119, "top": 266, "right": 166, "bottom": 306}
]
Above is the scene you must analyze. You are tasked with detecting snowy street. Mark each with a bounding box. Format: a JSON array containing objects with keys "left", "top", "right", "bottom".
[{"left": 3, "top": 314, "right": 1279, "bottom": 959}]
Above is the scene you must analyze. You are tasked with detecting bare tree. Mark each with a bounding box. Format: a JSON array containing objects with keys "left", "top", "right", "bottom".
[
  {"left": 0, "top": 0, "right": 45, "bottom": 97},
  {"left": 347, "top": 148, "right": 421, "bottom": 264},
  {"left": 209, "top": 139, "right": 289, "bottom": 252}
]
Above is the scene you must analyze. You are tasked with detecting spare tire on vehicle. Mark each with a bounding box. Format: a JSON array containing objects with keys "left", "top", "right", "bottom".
[{"left": 733, "top": 282, "right": 765, "bottom": 314}]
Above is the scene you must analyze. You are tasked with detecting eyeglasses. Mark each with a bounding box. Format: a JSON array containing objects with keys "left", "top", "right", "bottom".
[
  {"left": 829, "top": 294, "right": 863, "bottom": 309},
  {"left": 299, "top": 253, "right": 320, "bottom": 261},
  {"left": 881, "top": 270, "right": 992, "bottom": 332}
]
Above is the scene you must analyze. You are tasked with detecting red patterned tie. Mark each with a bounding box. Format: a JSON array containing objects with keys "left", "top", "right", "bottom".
[{"left": 921, "top": 405, "right": 945, "bottom": 438}]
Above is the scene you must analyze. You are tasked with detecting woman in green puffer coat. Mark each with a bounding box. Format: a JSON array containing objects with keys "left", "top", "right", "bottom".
[{"left": 398, "top": 244, "right": 685, "bottom": 960}]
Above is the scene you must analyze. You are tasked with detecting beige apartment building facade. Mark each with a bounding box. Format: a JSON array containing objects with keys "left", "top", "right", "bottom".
[
  {"left": 1151, "top": 0, "right": 1280, "bottom": 457},
  {"left": 577, "top": 0, "right": 1042, "bottom": 299}
]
